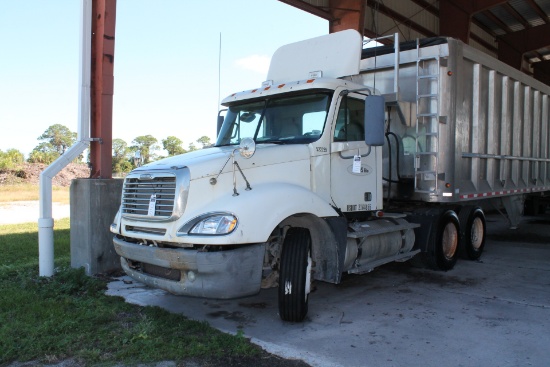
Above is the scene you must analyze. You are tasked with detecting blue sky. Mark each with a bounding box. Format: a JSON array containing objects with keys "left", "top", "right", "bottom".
[{"left": 0, "top": 0, "right": 327, "bottom": 157}]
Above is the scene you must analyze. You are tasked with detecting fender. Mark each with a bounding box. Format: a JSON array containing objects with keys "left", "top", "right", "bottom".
[{"left": 176, "top": 182, "right": 339, "bottom": 245}]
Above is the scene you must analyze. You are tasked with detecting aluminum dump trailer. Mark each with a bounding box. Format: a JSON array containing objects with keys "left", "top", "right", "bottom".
[{"left": 356, "top": 37, "right": 550, "bottom": 216}]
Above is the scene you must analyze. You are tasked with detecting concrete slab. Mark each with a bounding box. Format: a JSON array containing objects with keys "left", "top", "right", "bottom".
[{"left": 106, "top": 214, "right": 550, "bottom": 367}]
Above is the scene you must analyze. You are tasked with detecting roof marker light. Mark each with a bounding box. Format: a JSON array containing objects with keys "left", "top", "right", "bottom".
[
  {"left": 278, "top": 84, "right": 285, "bottom": 88},
  {"left": 308, "top": 70, "right": 323, "bottom": 78}
]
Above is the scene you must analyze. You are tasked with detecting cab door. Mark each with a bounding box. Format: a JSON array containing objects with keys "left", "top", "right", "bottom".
[{"left": 330, "top": 95, "right": 382, "bottom": 213}]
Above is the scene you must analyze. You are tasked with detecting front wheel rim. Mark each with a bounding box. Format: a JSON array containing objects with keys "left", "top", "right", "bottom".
[{"left": 304, "top": 250, "right": 312, "bottom": 301}]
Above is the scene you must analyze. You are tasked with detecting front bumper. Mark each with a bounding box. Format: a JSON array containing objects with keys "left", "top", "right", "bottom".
[{"left": 113, "top": 236, "right": 265, "bottom": 299}]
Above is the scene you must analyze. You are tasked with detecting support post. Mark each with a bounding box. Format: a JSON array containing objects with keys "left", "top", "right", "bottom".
[{"left": 90, "top": 0, "right": 116, "bottom": 179}]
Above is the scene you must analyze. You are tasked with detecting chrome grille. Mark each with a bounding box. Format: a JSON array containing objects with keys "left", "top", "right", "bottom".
[{"left": 122, "top": 175, "right": 176, "bottom": 218}]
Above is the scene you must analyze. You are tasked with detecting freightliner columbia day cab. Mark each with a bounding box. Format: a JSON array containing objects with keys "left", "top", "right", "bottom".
[{"left": 111, "top": 30, "right": 550, "bottom": 322}]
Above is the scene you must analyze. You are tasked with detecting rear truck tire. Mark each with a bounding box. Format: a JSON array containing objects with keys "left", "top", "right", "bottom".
[
  {"left": 432, "top": 210, "right": 460, "bottom": 271},
  {"left": 458, "top": 206, "right": 486, "bottom": 260},
  {"left": 278, "top": 227, "right": 312, "bottom": 322}
]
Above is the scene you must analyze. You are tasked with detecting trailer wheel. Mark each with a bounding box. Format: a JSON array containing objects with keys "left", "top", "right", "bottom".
[
  {"left": 434, "top": 210, "right": 459, "bottom": 270},
  {"left": 278, "top": 227, "right": 312, "bottom": 322},
  {"left": 458, "top": 207, "right": 486, "bottom": 260}
]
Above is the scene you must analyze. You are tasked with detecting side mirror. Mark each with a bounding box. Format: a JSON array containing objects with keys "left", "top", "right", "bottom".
[
  {"left": 364, "top": 95, "right": 385, "bottom": 146},
  {"left": 239, "top": 137, "right": 256, "bottom": 159}
]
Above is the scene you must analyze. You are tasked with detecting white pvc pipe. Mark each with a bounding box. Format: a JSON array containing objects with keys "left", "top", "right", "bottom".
[{"left": 39, "top": 0, "right": 92, "bottom": 277}]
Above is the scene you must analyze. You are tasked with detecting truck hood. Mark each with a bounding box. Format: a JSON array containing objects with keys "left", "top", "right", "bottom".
[{"left": 131, "top": 144, "right": 311, "bottom": 180}]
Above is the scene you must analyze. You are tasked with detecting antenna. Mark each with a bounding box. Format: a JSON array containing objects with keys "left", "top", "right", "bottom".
[{"left": 218, "top": 32, "right": 222, "bottom": 107}]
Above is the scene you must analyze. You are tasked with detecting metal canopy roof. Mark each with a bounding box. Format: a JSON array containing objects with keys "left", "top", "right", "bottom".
[{"left": 279, "top": 0, "right": 550, "bottom": 80}]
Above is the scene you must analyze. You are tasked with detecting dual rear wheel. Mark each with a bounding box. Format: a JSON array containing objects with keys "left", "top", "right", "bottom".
[
  {"left": 458, "top": 206, "right": 486, "bottom": 260},
  {"left": 431, "top": 206, "right": 486, "bottom": 271}
]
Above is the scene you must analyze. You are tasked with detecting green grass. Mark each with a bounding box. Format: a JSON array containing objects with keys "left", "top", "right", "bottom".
[{"left": 0, "top": 219, "right": 259, "bottom": 365}]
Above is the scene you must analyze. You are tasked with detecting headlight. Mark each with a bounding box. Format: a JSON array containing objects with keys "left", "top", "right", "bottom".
[{"left": 178, "top": 212, "right": 238, "bottom": 236}]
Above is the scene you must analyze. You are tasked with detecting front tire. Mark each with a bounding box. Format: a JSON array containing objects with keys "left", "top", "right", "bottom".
[{"left": 278, "top": 227, "right": 312, "bottom": 322}]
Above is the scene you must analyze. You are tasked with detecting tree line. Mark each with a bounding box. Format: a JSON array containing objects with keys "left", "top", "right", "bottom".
[{"left": 0, "top": 124, "right": 212, "bottom": 173}]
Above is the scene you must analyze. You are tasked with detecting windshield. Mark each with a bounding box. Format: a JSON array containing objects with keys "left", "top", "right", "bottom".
[{"left": 216, "top": 92, "right": 332, "bottom": 146}]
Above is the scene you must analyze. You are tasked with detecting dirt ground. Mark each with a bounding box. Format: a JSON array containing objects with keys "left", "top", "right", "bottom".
[{"left": 0, "top": 162, "right": 91, "bottom": 186}]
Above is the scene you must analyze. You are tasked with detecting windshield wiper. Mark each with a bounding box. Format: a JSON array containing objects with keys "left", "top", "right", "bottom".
[{"left": 259, "top": 140, "right": 289, "bottom": 145}]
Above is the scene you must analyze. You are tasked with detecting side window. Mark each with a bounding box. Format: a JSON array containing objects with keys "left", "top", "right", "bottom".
[{"left": 334, "top": 97, "right": 365, "bottom": 142}]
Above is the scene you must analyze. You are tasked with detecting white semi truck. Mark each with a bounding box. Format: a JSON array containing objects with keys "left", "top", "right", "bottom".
[{"left": 111, "top": 30, "right": 550, "bottom": 322}]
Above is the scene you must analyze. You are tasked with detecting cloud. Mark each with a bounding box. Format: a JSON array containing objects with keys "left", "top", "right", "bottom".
[{"left": 234, "top": 54, "right": 270, "bottom": 74}]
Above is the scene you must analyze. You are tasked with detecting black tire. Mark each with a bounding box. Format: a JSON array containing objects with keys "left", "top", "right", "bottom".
[
  {"left": 458, "top": 206, "right": 486, "bottom": 260},
  {"left": 433, "top": 210, "right": 460, "bottom": 271},
  {"left": 278, "top": 227, "right": 312, "bottom": 322}
]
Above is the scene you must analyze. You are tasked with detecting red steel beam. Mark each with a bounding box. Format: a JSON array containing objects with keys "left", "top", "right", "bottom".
[
  {"left": 439, "top": 0, "right": 508, "bottom": 43},
  {"left": 328, "top": 0, "right": 366, "bottom": 35},
  {"left": 524, "top": 0, "right": 550, "bottom": 23},
  {"left": 90, "top": 0, "right": 116, "bottom": 179},
  {"left": 501, "top": 2, "right": 546, "bottom": 65},
  {"left": 503, "top": 2, "right": 530, "bottom": 29},
  {"left": 470, "top": 33, "right": 498, "bottom": 54},
  {"left": 533, "top": 59, "right": 550, "bottom": 85},
  {"left": 367, "top": 1, "right": 437, "bottom": 37},
  {"left": 439, "top": 0, "right": 507, "bottom": 15},
  {"left": 439, "top": 0, "right": 471, "bottom": 42},
  {"left": 277, "top": 0, "right": 334, "bottom": 21},
  {"left": 483, "top": 9, "right": 513, "bottom": 33},
  {"left": 279, "top": 0, "right": 544, "bottom": 75},
  {"left": 498, "top": 22, "right": 550, "bottom": 69},
  {"left": 473, "top": 0, "right": 508, "bottom": 13},
  {"left": 409, "top": 0, "right": 438, "bottom": 16}
]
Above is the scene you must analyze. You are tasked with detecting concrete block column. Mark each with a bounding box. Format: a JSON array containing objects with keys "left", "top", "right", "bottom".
[{"left": 70, "top": 178, "right": 123, "bottom": 275}]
